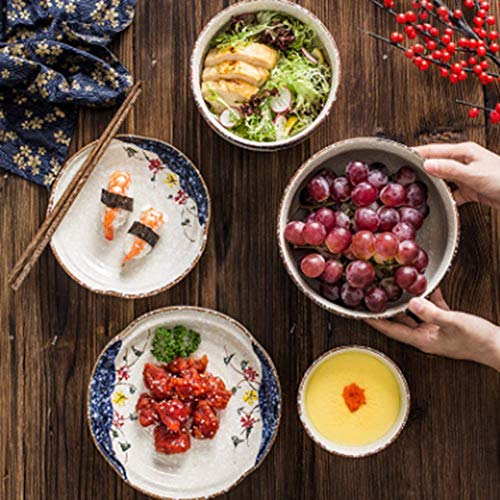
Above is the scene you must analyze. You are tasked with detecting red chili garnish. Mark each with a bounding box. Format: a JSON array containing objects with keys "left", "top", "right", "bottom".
[{"left": 342, "top": 383, "right": 367, "bottom": 413}]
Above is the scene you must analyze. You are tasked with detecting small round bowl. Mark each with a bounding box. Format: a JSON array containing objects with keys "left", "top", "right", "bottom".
[
  {"left": 297, "top": 346, "right": 410, "bottom": 458},
  {"left": 277, "top": 137, "right": 460, "bottom": 319},
  {"left": 190, "top": 0, "right": 341, "bottom": 152}
]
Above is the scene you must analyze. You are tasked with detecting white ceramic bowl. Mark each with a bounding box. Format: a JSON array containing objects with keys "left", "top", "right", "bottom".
[
  {"left": 297, "top": 346, "right": 410, "bottom": 458},
  {"left": 190, "top": 0, "right": 341, "bottom": 151},
  {"left": 278, "top": 137, "right": 460, "bottom": 319}
]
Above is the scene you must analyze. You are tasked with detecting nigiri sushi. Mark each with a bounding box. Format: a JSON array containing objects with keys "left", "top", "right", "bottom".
[
  {"left": 122, "top": 208, "right": 165, "bottom": 266},
  {"left": 101, "top": 171, "right": 134, "bottom": 241}
]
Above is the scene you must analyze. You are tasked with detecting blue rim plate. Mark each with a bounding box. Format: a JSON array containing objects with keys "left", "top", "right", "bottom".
[
  {"left": 49, "top": 135, "right": 210, "bottom": 298},
  {"left": 87, "top": 306, "right": 281, "bottom": 499}
]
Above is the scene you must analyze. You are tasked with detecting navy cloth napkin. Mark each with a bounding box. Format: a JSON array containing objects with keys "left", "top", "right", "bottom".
[{"left": 0, "top": 0, "right": 135, "bottom": 186}]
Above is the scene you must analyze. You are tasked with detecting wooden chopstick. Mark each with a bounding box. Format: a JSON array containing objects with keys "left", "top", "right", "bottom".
[{"left": 8, "top": 81, "right": 143, "bottom": 291}]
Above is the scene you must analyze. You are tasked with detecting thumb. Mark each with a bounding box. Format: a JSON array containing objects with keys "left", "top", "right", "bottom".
[
  {"left": 423, "top": 159, "right": 469, "bottom": 183},
  {"left": 409, "top": 297, "right": 454, "bottom": 327}
]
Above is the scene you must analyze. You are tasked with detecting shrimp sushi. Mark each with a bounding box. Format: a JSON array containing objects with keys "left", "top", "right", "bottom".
[
  {"left": 122, "top": 208, "right": 165, "bottom": 266},
  {"left": 101, "top": 171, "right": 134, "bottom": 241}
]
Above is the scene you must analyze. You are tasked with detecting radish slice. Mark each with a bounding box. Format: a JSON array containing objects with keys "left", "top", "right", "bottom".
[
  {"left": 274, "top": 114, "right": 288, "bottom": 140},
  {"left": 301, "top": 47, "right": 318, "bottom": 64},
  {"left": 220, "top": 108, "right": 241, "bottom": 129},
  {"left": 270, "top": 87, "right": 292, "bottom": 114}
]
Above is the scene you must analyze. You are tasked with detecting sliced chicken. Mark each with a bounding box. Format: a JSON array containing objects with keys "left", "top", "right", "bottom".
[
  {"left": 202, "top": 61, "right": 270, "bottom": 87},
  {"left": 205, "top": 42, "right": 279, "bottom": 70},
  {"left": 202, "top": 80, "right": 259, "bottom": 113}
]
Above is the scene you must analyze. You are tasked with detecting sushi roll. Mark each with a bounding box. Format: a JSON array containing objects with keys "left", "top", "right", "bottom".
[
  {"left": 122, "top": 208, "right": 165, "bottom": 266},
  {"left": 101, "top": 171, "right": 134, "bottom": 241}
]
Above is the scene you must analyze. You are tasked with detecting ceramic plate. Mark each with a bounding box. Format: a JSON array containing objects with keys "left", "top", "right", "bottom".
[
  {"left": 88, "top": 306, "right": 281, "bottom": 499},
  {"left": 49, "top": 135, "right": 210, "bottom": 298}
]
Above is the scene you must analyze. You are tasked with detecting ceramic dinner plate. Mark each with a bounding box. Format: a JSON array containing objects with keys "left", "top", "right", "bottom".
[
  {"left": 87, "top": 306, "right": 281, "bottom": 499},
  {"left": 49, "top": 135, "right": 210, "bottom": 298}
]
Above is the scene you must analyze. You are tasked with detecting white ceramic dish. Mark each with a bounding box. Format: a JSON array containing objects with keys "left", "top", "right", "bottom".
[
  {"left": 297, "top": 346, "right": 410, "bottom": 458},
  {"left": 190, "top": 0, "right": 341, "bottom": 151},
  {"left": 277, "top": 137, "right": 460, "bottom": 319},
  {"left": 88, "top": 306, "right": 281, "bottom": 499},
  {"left": 49, "top": 136, "right": 210, "bottom": 298}
]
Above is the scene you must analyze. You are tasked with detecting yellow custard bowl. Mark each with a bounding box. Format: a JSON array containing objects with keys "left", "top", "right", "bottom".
[{"left": 298, "top": 346, "right": 410, "bottom": 457}]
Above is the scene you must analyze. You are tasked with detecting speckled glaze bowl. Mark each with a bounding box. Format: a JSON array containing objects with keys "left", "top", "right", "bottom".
[
  {"left": 297, "top": 346, "right": 410, "bottom": 458},
  {"left": 88, "top": 306, "right": 281, "bottom": 499},
  {"left": 278, "top": 137, "right": 460, "bottom": 319},
  {"left": 190, "top": 0, "right": 341, "bottom": 152}
]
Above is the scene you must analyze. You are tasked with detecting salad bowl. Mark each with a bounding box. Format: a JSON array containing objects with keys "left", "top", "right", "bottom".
[
  {"left": 190, "top": 0, "right": 341, "bottom": 151},
  {"left": 88, "top": 306, "right": 281, "bottom": 499},
  {"left": 277, "top": 137, "right": 460, "bottom": 319}
]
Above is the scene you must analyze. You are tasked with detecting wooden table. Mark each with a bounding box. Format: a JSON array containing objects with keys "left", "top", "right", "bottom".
[{"left": 1, "top": 1, "right": 499, "bottom": 499}]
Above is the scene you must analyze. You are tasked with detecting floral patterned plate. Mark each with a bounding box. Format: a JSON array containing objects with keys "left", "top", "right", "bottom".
[
  {"left": 88, "top": 306, "right": 281, "bottom": 499},
  {"left": 49, "top": 135, "right": 210, "bottom": 298}
]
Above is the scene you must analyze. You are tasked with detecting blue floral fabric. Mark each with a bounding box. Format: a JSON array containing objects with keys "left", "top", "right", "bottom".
[{"left": 0, "top": 0, "right": 136, "bottom": 186}]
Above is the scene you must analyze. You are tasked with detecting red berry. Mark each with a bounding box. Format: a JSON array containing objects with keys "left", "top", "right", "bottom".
[
  {"left": 441, "top": 34, "right": 451, "bottom": 45},
  {"left": 480, "top": 60, "right": 489, "bottom": 69},
  {"left": 468, "top": 56, "right": 477, "bottom": 66},
  {"left": 458, "top": 71, "right": 467, "bottom": 81},
  {"left": 449, "top": 73, "right": 459, "bottom": 84},
  {"left": 451, "top": 63, "right": 462, "bottom": 74},
  {"left": 454, "top": 9, "right": 463, "bottom": 19},
  {"left": 490, "top": 42, "right": 500, "bottom": 53},
  {"left": 495, "top": 103, "right": 500, "bottom": 113},
  {"left": 489, "top": 31, "right": 499, "bottom": 40},
  {"left": 490, "top": 110, "right": 500, "bottom": 124},
  {"left": 487, "top": 16, "right": 496, "bottom": 25},
  {"left": 419, "top": 59, "right": 430, "bottom": 71},
  {"left": 488, "top": 74, "right": 495, "bottom": 83},
  {"left": 396, "top": 13, "right": 407, "bottom": 24},
  {"left": 469, "top": 39, "right": 478, "bottom": 49},
  {"left": 474, "top": 17, "right": 484, "bottom": 27},
  {"left": 413, "top": 56, "right": 423, "bottom": 67},
  {"left": 413, "top": 43, "right": 424, "bottom": 54},
  {"left": 441, "top": 50, "right": 451, "bottom": 62},
  {"left": 432, "top": 50, "right": 442, "bottom": 60},
  {"left": 480, "top": 2, "right": 490, "bottom": 11},
  {"left": 468, "top": 107, "right": 480, "bottom": 118},
  {"left": 439, "top": 67, "right": 449, "bottom": 77},
  {"left": 437, "top": 6, "right": 447, "bottom": 18},
  {"left": 427, "top": 40, "right": 437, "bottom": 50},
  {"left": 429, "top": 27, "right": 439, "bottom": 38},
  {"left": 446, "top": 42, "right": 456, "bottom": 54},
  {"left": 458, "top": 37, "right": 469, "bottom": 48},
  {"left": 444, "top": 28, "right": 453, "bottom": 36},
  {"left": 406, "top": 10, "right": 417, "bottom": 22},
  {"left": 477, "top": 46, "right": 487, "bottom": 56},
  {"left": 405, "top": 48, "right": 415, "bottom": 59},
  {"left": 464, "top": 0, "right": 474, "bottom": 8},
  {"left": 478, "top": 29, "right": 488, "bottom": 39},
  {"left": 478, "top": 9, "right": 488, "bottom": 19},
  {"left": 390, "top": 32, "right": 403, "bottom": 43},
  {"left": 474, "top": 64, "right": 483, "bottom": 75},
  {"left": 405, "top": 25, "right": 417, "bottom": 39}
]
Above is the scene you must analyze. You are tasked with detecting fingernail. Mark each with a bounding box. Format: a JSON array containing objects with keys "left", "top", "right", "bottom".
[
  {"left": 423, "top": 160, "right": 437, "bottom": 172},
  {"left": 409, "top": 298, "right": 424, "bottom": 313}
]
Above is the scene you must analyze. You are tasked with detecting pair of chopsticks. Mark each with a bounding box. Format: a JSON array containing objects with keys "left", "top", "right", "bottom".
[{"left": 8, "top": 81, "right": 143, "bottom": 291}]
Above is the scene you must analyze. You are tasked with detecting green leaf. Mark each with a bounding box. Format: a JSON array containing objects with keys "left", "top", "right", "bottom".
[
  {"left": 124, "top": 147, "right": 138, "bottom": 157},
  {"left": 131, "top": 346, "right": 143, "bottom": 357},
  {"left": 232, "top": 436, "right": 244, "bottom": 447},
  {"left": 129, "top": 386, "right": 136, "bottom": 394},
  {"left": 119, "top": 442, "right": 131, "bottom": 452},
  {"left": 224, "top": 353, "right": 235, "bottom": 366},
  {"left": 245, "top": 427, "right": 252, "bottom": 439},
  {"left": 111, "top": 429, "right": 118, "bottom": 438},
  {"left": 151, "top": 325, "right": 201, "bottom": 363},
  {"left": 240, "top": 360, "right": 248, "bottom": 370},
  {"left": 129, "top": 413, "right": 138, "bottom": 421}
]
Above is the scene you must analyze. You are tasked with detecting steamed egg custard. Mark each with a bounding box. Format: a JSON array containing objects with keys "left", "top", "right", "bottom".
[{"left": 305, "top": 351, "right": 401, "bottom": 447}]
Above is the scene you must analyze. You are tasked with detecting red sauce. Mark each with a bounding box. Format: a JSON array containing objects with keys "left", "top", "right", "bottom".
[
  {"left": 136, "top": 355, "right": 232, "bottom": 455},
  {"left": 342, "top": 383, "right": 367, "bottom": 413}
]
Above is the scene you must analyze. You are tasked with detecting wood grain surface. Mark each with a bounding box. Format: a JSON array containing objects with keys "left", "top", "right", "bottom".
[{"left": 1, "top": 1, "right": 499, "bottom": 499}]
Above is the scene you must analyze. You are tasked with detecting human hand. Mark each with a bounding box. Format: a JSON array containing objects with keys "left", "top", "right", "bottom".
[
  {"left": 415, "top": 142, "right": 500, "bottom": 210},
  {"left": 365, "top": 289, "right": 500, "bottom": 371}
]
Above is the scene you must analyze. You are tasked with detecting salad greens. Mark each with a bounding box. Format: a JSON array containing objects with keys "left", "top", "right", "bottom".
[
  {"left": 206, "top": 11, "right": 332, "bottom": 142},
  {"left": 151, "top": 325, "right": 201, "bottom": 364}
]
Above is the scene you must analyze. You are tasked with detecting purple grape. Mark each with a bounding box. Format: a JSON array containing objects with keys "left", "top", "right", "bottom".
[
  {"left": 380, "top": 277, "right": 403, "bottom": 302},
  {"left": 406, "top": 181, "right": 428, "bottom": 207},
  {"left": 380, "top": 183, "right": 407, "bottom": 207},
  {"left": 416, "top": 203, "right": 430, "bottom": 218},
  {"left": 301, "top": 253, "right": 326, "bottom": 278},
  {"left": 330, "top": 176, "right": 352, "bottom": 202},
  {"left": 414, "top": 248, "right": 429, "bottom": 272},
  {"left": 307, "top": 175, "right": 330, "bottom": 202},
  {"left": 392, "top": 222, "right": 416, "bottom": 241},
  {"left": 341, "top": 283, "right": 365, "bottom": 307},
  {"left": 321, "top": 282, "right": 341, "bottom": 302},
  {"left": 399, "top": 206, "right": 424, "bottom": 230},
  {"left": 285, "top": 221, "right": 306, "bottom": 245},
  {"left": 406, "top": 273, "right": 427, "bottom": 295},
  {"left": 321, "top": 259, "right": 343, "bottom": 284},
  {"left": 325, "top": 227, "right": 352, "bottom": 254},
  {"left": 395, "top": 266, "right": 418, "bottom": 289},
  {"left": 367, "top": 168, "right": 389, "bottom": 189},
  {"left": 351, "top": 182, "right": 378, "bottom": 207},
  {"left": 346, "top": 161, "right": 369, "bottom": 185},
  {"left": 377, "top": 206, "right": 400, "bottom": 231},
  {"left": 346, "top": 260, "right": 376, "bottom": 288},
  {"left": 334, "top": 211, "right": 351, "bottom": 229},
  {"left": 364, "top": 286, "right": 389, "bottom": 313},
  {"left": 320, "top": 169, "right": 336, "bottom": 190},
  {"left": 395, "top": 166, "right": 417, "bottom": 186},
  {"left": 354, "top": 208, "right": 380, "bottom": 232},
  {"left": 396, "top": 240, "right": 420, "bottom": 265},
  {"left": 303, "top": 221, "right": 326, "bottom": 245},
  {"left": 314, "top": 207, "right": 336, "bottom": 232}
]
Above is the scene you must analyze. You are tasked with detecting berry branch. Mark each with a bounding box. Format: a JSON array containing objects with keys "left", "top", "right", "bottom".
[{"left": 367, "top": 0, "right": 500, "bottom": 123}]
